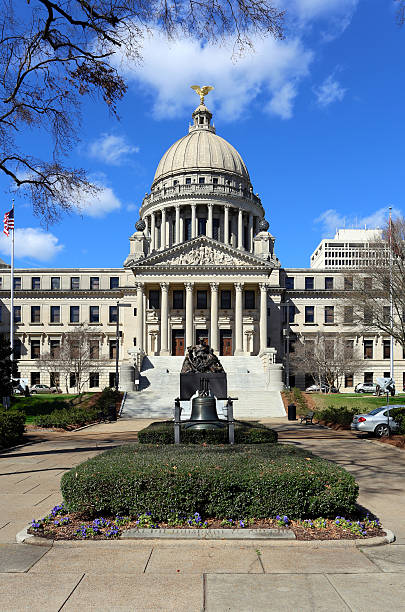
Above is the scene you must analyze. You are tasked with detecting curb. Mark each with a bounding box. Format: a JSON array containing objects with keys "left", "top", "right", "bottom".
[
  {"left": 16, "top": 526, "right": 53, "bottom": 547},
  {"left": 121, "top": 528, "right": 295, "bottom": 540}
]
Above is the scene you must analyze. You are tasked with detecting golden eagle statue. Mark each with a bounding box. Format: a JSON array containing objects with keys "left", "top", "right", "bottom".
[{"left": 191, "top": 85, "right": 214, "bottom": 105}]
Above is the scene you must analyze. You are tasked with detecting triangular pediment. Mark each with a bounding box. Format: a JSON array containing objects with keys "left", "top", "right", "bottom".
[{"left": 129, "top": 236, "right": 274, "bottom": 269}]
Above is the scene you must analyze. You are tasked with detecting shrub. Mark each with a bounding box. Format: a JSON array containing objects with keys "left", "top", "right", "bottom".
[
  {"left": 138, "top": 420, "right": 278, "bottom": 445},
  {"left": 314, "top": 405, "right": 358, "bottom": 427},
  {"left": 390, "top": 407, "right": 405, "bottom": 435},
  {"left": 61, "top": 443, "right": 359, "bottom": 520},
  {"left": 0, "top": 410, "right": 25, "bottom": 448},
  {"left": 12, "top": 398, "right": 69, "bottom": 417}
]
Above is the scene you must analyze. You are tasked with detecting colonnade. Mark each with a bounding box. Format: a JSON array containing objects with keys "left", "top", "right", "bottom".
[
  {"left": 135, "top": 281, "right": 269, "bottom": 355},
  {"left": 143, "top": 203, "right": 260, "bottom": 253}
]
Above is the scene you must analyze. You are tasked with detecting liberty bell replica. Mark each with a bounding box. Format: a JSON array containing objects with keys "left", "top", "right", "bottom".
[{"left": 184, "top": 378, "right": 226, "bottom": 430}]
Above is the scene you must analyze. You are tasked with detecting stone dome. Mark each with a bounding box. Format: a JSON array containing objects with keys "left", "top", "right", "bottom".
[{"left": 152, "top": 104, "right": 250, "bottom": 186}]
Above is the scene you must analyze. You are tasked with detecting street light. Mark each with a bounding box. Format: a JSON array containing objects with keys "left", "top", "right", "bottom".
[{"left": 115, "top": 301, "right": 131, "bottom": 393}]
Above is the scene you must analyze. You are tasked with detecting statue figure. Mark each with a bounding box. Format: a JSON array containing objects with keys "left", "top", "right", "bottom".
[
  {"left": 190, "top": 85, "right": 214, "bottom": 105},
  {"left": 180, "top": 341, "right": 225, "bottom": 374}
]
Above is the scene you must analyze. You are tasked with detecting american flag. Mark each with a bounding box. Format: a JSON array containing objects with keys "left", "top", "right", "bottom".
[{"left": 3, "top": 208, "right": 14, "bottom": 236}]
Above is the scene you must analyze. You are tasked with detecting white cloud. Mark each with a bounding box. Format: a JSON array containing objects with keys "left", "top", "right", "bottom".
[
  {"left": 314, "top": 74, "right": 346, "bottom": 107},
  {"left": 286, "top": 0, "right": 358, "bottom": 22},
  {"left": 88, "top": 133, "right": 139, "bottom": 165},
  {"left": 126, "top": 203, "right": 139, "bottom": 212},
  {"left": 76, "top": 181, "right": 122, "bottom": 217},
  {"left": 113, "top": 30, "right": 313, "bottom": 121},
  {"left": 0, "top": 228, "right": 64, "bottom": 262},
  {"left": 314, "top": 207, "right": 402, "bottom": 237}
]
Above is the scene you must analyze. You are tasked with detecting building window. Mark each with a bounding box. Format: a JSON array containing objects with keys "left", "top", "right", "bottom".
[
  {"left": 89, "top": 372, "right": 99, "bottom": 388},
  {"left": 50, "top": 339, "right": 60, "bottom": 358},
  {"left": 244, "top": 290, "right": 255, "bottom": 310},
  {"left": 133, "top": 308, "right": 137, "bottom": 317},
  {"left": 383, "top": 306, "right": 390, "bottom": 323},
  {"left": 70, "top": 306, "right": 79, "bottom": 323},
  {"left": 305, "top": 306, "right": 315, "bottom": 323},
  {"left": 13, "top": 340, "right": 22, "bottom": 360},
  {"left": 31, "top": 339, "right": 40, "bottom": 359},
  {"left": 13, "top": 306, "right": 21, "bottom": 323},
  {"left": 344, "top": 306, "right": 353, "bottom": 324},
  {"left": 89, "top": 306, "right": 99, "bottom": 323},
  {"left": 198, "top": 217, "right": 206, "bottom": 236},
  {"left": 109, "top": 340, "right": 117, "bottom": 359},
  {"left": 185, "top": 177, "right": 191, "bottom": 185},
  {"left": 50, "top": 372, "right": 60, "bottom": 388},
  {"left": 70, "top": 372, "right": 77, "bottom": 388},
  {"left": 31, "top": 306, "right": 41, "bottom": 323},
  {"left": 383, "top": 339, "right": 391, "bottom": 359},
  {"left": 325, "top": 277, "right": 333, "bottom": 290},
  {"left": 110, "top": 277, "right": 119, "bottom": 289},
  {"left": 109, "top": 372, "right": 117, "bottom": 388},
  {"left": 364, "top": 307, "right": 373, "bottom": 325},
  {"left": 50, "top": 306, "right": 60, "bottom": 323},
  {"left": 324, "top": 306, "right": 334, "bottom": 324},
  {"left": 213, "top": 177, "right": 218, "bottom": 185},
  {"left": 364, "top": 340, "right": 373, "bottom": 359},
  {"left": 31, "top": 372, "right": 40, "bottom": 386},
  {"left": 305, "top": 277, "right": 314, "bottom": 290},
  {"left": 109, "top": 305, "right": 118, "bottom": 323},
  {"left": 0, "top": 277, "right": 2, "bottom": 289},
  {"left": 71, "top": 277, "right": 80, "bottom": 290},
  {"left": 364, "top": 277, "right": 372, "bottom": 291},
  {"left": 285, "top": 277, "right": 294, "bottom": 290},
  {"left": 31, "top": 277, "right": 40, "bottom": 290},
  {"left": 199, "top": 177, "right": 205, "bottom": 184},
  {"left": 220, "top": 290, "right": 231, "bottom": 310},
  {"left": 90, "top": 277, "right": 100, "bottom": 290},
  {"left": 51, "top": 277, "right": 60, "bottom": 290},
  {"left": 173, "top": 180, "right": 178, "bottom": 186},
  {"left": 149, "top": 290, "right": 160, "bottom": 309},
  {"left": 213, "top": 218, "right": 220, "bottom": 240},
  {"left": 345, "top": 340, "right": 354, "bottom": 359},
  {"left": 14, "top": 277, "right": 21, "bottom": 290},
  {"left": 173, "top": 290, "right": 184, "bottom": 309},
  {"left": 184, "top": 218, "right": 192, "bottom": 241},
  {"left": 344, "top": 276, "right": 353, "bottom": 290},
  {"left": 364, "top": 372, "right": 373, "bottom": 383},
  {"left": 90, "top": 340, "right": 99, "bottom": 359},
  {"left": 345, "top": 373, "right": 354, "bottom": 387},
  {"left": 197, "top": 290, "right": 208, "bottom": 309},
  {"left": 288, "top": 305, "right": 295, "bottom": 324}
]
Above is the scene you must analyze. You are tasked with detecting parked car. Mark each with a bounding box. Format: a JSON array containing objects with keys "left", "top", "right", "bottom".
[
  {"left": 350, "top": 405, "right": 404, "bottom": 437},
  {"left": 354, "top": 382, "right": 378, "bottom": 394},
  {"left": 305, "top": 384, "right": 339, "bottom": 393},
  {"left": 29, "top": 384, "right": 52, "bottom": 394}
]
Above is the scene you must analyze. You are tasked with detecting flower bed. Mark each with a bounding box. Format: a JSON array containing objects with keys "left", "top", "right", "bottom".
[
  {"left": 61, "top": 443, "right": 359, "bottom": 520},
  {"left": 138, "top": 420, "right": 278, "bottom": 444},
  {"left": 28, "top": 504, "right": 385, "bottom": 541}
]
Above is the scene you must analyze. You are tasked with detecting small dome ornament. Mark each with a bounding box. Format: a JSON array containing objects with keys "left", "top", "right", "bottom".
[
  {"left": 258, "top": 218, "right": 270, "bottom": 232},
  {"left": 135, "top": 218, "right": 146, "bottom": 232}
]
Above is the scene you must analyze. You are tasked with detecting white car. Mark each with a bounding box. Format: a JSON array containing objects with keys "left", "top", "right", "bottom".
[
  {"left": 29, "top": 384, "right": 52, "bottom": 394},
  {"left": 355, "top": 382, "right": 378, "bottom": 394}
]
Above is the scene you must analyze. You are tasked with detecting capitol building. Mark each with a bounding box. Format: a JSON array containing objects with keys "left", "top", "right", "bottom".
[{"left": 0, "top": 93, "right": 402, "bottom": 407}]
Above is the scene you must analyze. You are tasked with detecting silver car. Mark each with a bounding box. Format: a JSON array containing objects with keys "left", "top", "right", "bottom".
[{"left": 351, "top": 405, "right": 404, "bottom": 437}]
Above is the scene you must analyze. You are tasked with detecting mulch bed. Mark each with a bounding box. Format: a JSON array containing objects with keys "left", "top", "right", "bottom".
[{"left": 28, "top": 513, "right": 385, "bottom": 541}]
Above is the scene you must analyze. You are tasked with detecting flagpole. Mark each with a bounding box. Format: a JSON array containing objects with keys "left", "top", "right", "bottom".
[
  {"left": 389, "top": 206, "right": 394, "bottom": 384},
  {"left": 10, "top": 199, "right": 14, "bottom": 364}
]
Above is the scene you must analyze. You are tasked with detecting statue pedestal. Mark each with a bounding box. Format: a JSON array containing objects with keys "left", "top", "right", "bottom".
[{"left": 180, "top": 372, "right": 227, "bottom": 400}]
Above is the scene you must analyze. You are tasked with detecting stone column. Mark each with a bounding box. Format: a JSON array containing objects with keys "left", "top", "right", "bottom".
[
  {"left": 238, "top": 209, "right": 244, "bottom": 249},
  {"left": 150, "top": 213, "right": 156, "bottom": 251},
  {"left": 185, "top": 282, "right": 194, "bottom": 348},
  {"left": 210, "top": 282, "right": 219, "bottom": 352},
  {"left": 180, "top": 215, "right": 184, "bottom": 243},
  {"left": 259, "top": 283, "right": 268, "bottom": 354},
  {"left": 175, "top": 206, "right": 180, "bottom": 244},
  {"left": 160, "top": 282, "right": 169, "bottom": 355},
  {"left": 224, "top": 205, "right": 230, "bottom": 245},
  {"left": 231, "top": 212, "right": 237, "bottom": 248},
  {"left": 136, "top": 282, "right": 144, "bottom": 351},
  {"left": 234, "top": 282, "right": 244, "bottom": 355},
  {"left": 207, "top": 204, "right": 213, "bottom": 238},
  {"left": 191, "top": 204, "right": 197, "bottom": 239},
  {"left": 161, "top": 208, "right": 166, "bottom": 250},
  {"left": 248, "top": 213, "right": 254, "bottom": 252}
]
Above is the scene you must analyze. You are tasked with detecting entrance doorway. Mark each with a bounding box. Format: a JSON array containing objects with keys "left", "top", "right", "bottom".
[
  {"left": 172, "top": 330, "right": 185, "bottom": 356},
  {"left": 220, "top": 330, "right": 233, "bottom": 356},
  {"left": 196, "top": 329, "right": 209, "bottom": 346}
]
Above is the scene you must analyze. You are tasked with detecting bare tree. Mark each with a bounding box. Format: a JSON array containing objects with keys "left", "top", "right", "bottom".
[
  {"left": 343, "top": 218, "right": 405, "bottom": 348},
  {"left": 36, "top": 325, "right": 106, "bottom": 393},
  {"left": 0, "top": 1, "right": 284, "bottom": 223},
  {"left": 291, "top": 333, "right": 362, "bottom": 391}
]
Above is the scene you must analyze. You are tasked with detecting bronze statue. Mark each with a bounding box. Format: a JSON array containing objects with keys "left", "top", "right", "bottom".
[{"left": 181, "top": 340, "right": 224, "bottom": 374}]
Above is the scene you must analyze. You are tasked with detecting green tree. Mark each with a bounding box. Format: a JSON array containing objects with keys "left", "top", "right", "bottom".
[{"left": 0, "top": 334, "right": 18, "bottom": 402}]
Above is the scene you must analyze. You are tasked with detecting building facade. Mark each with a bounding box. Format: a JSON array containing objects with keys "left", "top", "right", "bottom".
[{"left": 0, "top": 99, "right": 402, "bottom": 393}]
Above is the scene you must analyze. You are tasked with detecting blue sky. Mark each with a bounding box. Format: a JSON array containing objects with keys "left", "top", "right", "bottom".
[{"left": 0, "top": 0, "right": 404, "bottom": 269}]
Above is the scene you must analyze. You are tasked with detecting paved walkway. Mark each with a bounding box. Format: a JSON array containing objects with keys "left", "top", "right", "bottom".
[{"left": 0, "top": 419, "right": 404, "bottom": 611}]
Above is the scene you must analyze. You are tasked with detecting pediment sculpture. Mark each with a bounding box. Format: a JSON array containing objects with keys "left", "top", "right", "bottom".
[{"left": 156, "top": 245, "right": 242, "bottom": 266}]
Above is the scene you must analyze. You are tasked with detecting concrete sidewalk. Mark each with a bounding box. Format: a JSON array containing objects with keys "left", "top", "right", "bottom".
[{"left": 0, "top": 418, "right": 404, "bottom": 611}]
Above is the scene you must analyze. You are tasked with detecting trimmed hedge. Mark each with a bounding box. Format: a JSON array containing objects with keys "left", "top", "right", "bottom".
[
  {"left": 390, "top": 407, "right": 405, "bottom": 434},
  {"left": 314, "top": 405, "right": 358, "bottom": 427},
  {"left": 0, "top": 410, "right": 25, "bottom": 448},
  {"left": 61, "top": 443, "right": 359, "bottom": 520},
  {"left": 138, "top": 420, "right": 278, "bottom": 445}
]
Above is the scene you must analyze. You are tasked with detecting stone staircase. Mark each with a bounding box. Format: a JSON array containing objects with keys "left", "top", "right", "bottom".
[{"left": 121, "top": 355, "right": 285, "bottom": 420}]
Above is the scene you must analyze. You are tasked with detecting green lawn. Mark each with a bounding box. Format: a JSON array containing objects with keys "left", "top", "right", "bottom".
[
  {"left": 11, "top": 394, "right": 88, "bottom": 423},
  {"left": 309, "top": 392, "right": 405, "bottom": 411}
]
